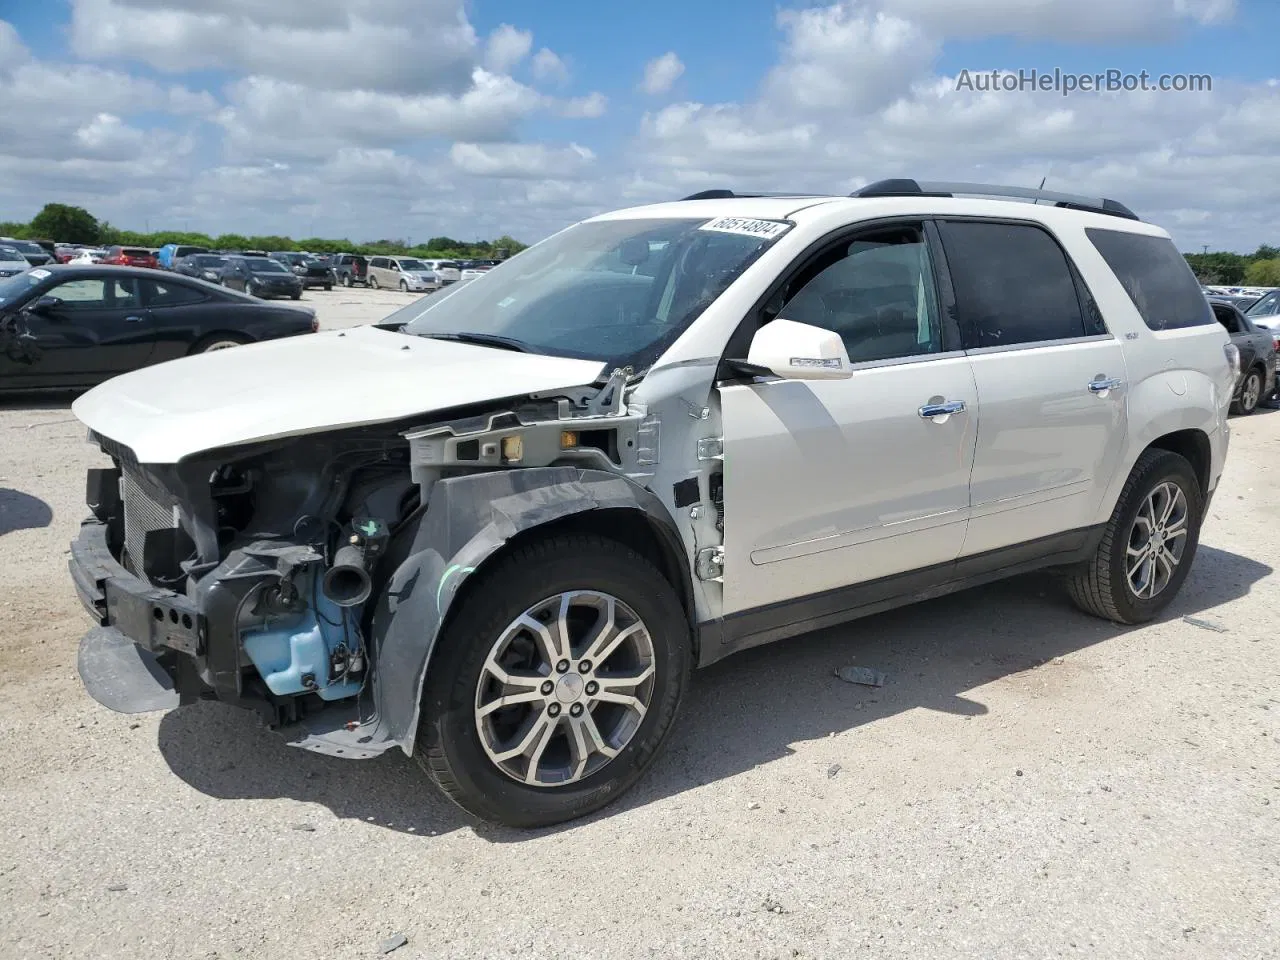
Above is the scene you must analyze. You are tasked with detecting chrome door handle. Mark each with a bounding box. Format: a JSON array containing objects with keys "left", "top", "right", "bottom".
[
  {"left": 124, "top": 315, "right": 145, "bottom": 323},
  {"left": 1088, "top": 377, "right": 1123, "bottom": 394},
  {"left": 918, "top": 400, "right": 966, "bottom": 420}
]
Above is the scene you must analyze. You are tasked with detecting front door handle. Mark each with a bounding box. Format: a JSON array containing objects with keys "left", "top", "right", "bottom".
[
  {"left": 918, "top": 399, "right": 966, "bottom": 421},
  {"left": 124, "top": 315, "right": 145, "bottom": 322},
  {"left": 1088, "top": 377, "right": 1123, "bottom": 395}
]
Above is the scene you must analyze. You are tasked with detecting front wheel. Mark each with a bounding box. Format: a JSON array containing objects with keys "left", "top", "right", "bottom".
[
  {"left": 399, "top": 280, "right": 408, "bottom": 292},
  {"left": 324, "top": 283, "right": 333, "bottom": 291},
  {"left": 1231, "top": 369, "right": 1263, "bottom": 415},
  {"left": 1066, "top": 449, "right": 1204, "bottom": 624},
  {"left": 369, "top": 275, "right": 379, "bottom": 289},
  {"left": 416, "top": 535, "right": 691, "bottom": 828},
  {"left": 341, "top": 273, "right": 352, "bottom": 287}
]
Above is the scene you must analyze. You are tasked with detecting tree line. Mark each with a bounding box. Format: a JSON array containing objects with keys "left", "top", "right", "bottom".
[
  {"left": 1183, "top": 246, "right": 1280, "bottom": 287},
  {"left": 0, "top": 203, "right": 528, "bottom": 261}
]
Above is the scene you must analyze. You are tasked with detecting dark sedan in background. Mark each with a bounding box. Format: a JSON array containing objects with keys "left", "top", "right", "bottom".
[
  {"left": 174, "top": 253, "right": 229, "bottom": 282},
  {"left": 219, "top": 255, "right": 305, "bottom": 299},
  {"left": 0, "top": 265, "right": 317, "bottom": 392},
  {"left": 1209, "top": 297, "right": 1277, "bottom": 415},
  {"left": 269, "top": 251, "right": 336, "bottom": 290}
]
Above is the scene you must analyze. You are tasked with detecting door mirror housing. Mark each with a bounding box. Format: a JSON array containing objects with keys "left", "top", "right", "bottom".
[
  {"left": 742, "top": 318, "right": 853, "bottom": 380},
  {"left": 27, "top": 295, "right": 62, "bottom": 316}
]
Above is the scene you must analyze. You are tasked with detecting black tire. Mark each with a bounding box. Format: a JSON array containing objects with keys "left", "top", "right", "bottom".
[
  {"left": 290, "top": 291, "right": 301, "bottom": 300},
  {"left": 1231, "top": 368, "right": 1263, "bottom": 416},
  {"left": 324, "top": 283, "right": 333, "bottom": 291},
  {"left": 369, "top": 274, "right": 379, "bottom": 289},
  {"left": 399, "top": 280, "right": 408, "bottom": 292},
  {"left": 415, "top": 534, "right": 691, "bottom": 828},
  {"left": 1066, "top": 448, "right": 1204, "bottom": 624}
]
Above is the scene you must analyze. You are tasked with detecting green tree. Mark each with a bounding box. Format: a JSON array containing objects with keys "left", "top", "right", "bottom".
[
  {"left": 1244, "top": 258, "right": 1280, "bottom": 287},
  {"left": 1184, "top": 251, "right": 1247, "bottom": 285},
  {"left": 28, "top": 203, "right": 100, "bottom": 243},
  {"left": 1254, "top": 245, "right": 1279, "bottom": 262},
  {"left": 213, "top": 233, "right": 251, "bottom": 250}
]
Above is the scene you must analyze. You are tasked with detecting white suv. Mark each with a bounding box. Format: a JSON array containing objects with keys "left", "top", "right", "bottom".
[{"left": 68, "top": 180, "right": 1234, "bottom": 827}]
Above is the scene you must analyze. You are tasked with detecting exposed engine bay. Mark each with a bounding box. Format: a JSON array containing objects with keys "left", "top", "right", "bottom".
[{"left": 79, "top": 365, "right": 721, "bottom": 746}]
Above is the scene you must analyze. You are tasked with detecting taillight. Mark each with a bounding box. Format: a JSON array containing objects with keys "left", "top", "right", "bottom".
[{"left": 1224, "top": 342, "right": 1241, "bottom": 380}]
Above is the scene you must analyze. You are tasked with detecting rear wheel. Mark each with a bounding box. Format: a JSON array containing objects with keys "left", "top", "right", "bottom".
[
  {"left": 1231, "top": 368, "right": 1263, "bottom": 415},
  {"left": 324, "top": 282, "right": 333, "bottom": 291},
  {"left": 1066, "top": 449, "right": 1203, "bottom": 624},
  {"left": 191, "top": 334, "right": 250, "bottom": 354},
  {"left": 416, "top": 535, "right": 691, "bottom": 827}
]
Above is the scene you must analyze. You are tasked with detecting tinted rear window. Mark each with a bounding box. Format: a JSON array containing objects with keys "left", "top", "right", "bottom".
[
  {"left": 1086, "top": 228, "right": 1212, "bottom": 331},
  {"left": 122, "top": 247, "right": 151, "bottom": 257}
]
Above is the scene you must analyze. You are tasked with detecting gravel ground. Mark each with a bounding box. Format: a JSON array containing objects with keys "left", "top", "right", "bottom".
[{"left": 1, "top": 291, "right": 1277, "bottom": 959}]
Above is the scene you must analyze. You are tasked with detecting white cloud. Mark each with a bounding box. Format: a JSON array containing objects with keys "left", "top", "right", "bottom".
[
  {"left": 880, "top": 0, "right": 1235, "bottom": 39},
  {"left": 0, "top": 19, "right": 30, "bottom": 69},
  {"left": 531, "top": 48, "right": 569, "bottom": 85},
  {"left": 69, "top": 0, "right": 478, "bottom": 93},
  {"left": 485, "top": 24, "right": 532, "bottom": 74},
  {"left": 450, "top": 142, "right": 596, "bottom": 179},
  {"left": 641, "top": 52, "right": 684, "bottom": 95},
  {"left": 560, "top": 92, "right": 608, "bottom": 119}
]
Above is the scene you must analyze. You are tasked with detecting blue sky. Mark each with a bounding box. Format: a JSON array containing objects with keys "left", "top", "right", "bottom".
[{"left": 0, "top": 0, "right": 1277, "bottom": 250}]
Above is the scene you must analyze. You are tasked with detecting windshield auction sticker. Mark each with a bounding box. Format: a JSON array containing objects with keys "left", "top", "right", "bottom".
[{"left": 698, "top": 217, "right": 792, "bottom": 240}]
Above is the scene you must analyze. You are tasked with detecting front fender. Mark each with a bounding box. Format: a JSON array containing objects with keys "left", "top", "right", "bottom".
[{"left": 368, "top": 467, "right": 683, "bottom": 755}]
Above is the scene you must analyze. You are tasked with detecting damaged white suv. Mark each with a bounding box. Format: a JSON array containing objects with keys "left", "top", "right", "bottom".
[{"left": 70, "top": 181, "right": 1235, "bottom": 827}]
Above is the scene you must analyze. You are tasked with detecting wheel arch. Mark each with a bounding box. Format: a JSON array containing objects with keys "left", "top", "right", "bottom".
[
  {"left": 366, "top": 468, "right": 694, "bottom": 757},
  {"left": 1146, "top": 428, "right": 1211, "bottom": 497},
  {"left": 187, "top": 331, "right": 253, "bottom": 354}
]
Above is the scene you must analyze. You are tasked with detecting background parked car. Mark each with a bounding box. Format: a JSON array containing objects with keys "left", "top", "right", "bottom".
[
  {"left": 366, "top": 256, "right": 439, "bottom": 292},
  {"left": 0, "top": 264, "right": 317, "bottom": 391},
  {"left": 102, "top": 245, "right": 159, "bottom": 269},
  {"left": 219, "top": 255, "right": 304, "bottom": 299},
  {"left": 1245, "top": 289, "right": 1280, "bottom": 329},
  {"left": 157, "top": 243, "right": 210, "bottom": 270},
  {"left": 418, "top": 259, "right": 461, "bottom": 285},
  {"left": 174, "top": 253, "right": 229, "bottom": 283},
  {"left": 0, "top": 244, "right": 29, "bottom": 277},
  {"left": 456, "top": 258, "right": 500, "bottom": 281},
  {"left": 330, "top": 253, "right": 369, "bottom": 287},
  {"left": 1209, "top": 297, "right": 1277, "bottom": 415},
  {"left": 0, "top": 238, "right": 54, "bottom": 266},
  {"left": 269, "top": 251, "right": 335, "bottom": 290},
  {"left": 68, "top": 248, "right": 108, "bottom": 265}
]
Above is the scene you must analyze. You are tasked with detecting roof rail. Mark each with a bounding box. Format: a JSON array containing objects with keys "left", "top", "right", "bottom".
[
  {"left": 850, "top": 179, "right": 1140, "bottom": 221},
  {"left": 678, "top": 189, "right": 827, "bottom": 201}
]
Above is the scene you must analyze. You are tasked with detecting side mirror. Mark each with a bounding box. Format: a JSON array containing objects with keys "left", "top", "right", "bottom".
[
  {"left": 743, "top": 318, "right": 853, "bottom": 380},
  {"left": 27, "top": 295, "right": 62, "bottom": 316}
]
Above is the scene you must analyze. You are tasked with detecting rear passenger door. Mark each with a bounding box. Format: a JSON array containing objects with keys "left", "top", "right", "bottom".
[{"left": 936, "top": 219, "right": 1128, "bottom": 557}]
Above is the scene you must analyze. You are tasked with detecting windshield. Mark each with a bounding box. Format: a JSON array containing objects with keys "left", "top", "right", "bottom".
[
  {"left": 398, "top": 259, "right": 427, "bottom": 271},
  {"left": 0, "top": 270, "right": 42, "bottom": 305},
  {"left": 10, "top": 240, "right": 43, "bottom": 254},
  {"left": 193, "top": 255, "right": 227, "bottom": 268},
  {"left": 1245, "top": 292, "right": 1279, "bottom": 317},
  {"left": 402, "top": 216, "right": 789, "bottom": 366},
  {"left": 248, "top": 259, "right": 289, "bottom": 273}
]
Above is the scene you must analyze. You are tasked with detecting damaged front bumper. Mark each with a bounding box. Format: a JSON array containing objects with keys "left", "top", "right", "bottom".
[{"left": 69, "top": 516, "right": 393, "bottom": 759}]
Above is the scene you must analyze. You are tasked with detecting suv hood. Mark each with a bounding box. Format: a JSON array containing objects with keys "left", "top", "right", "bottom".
[{"left": 72, "top": 325, "right": 607, "bottom": 464}]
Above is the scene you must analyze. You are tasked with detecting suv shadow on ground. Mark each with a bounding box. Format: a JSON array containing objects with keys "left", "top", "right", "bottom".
[
  {"left": 155, "top": 544, "right": 1269, "bottom": 839},
  {"left": 0, "top": 487, "right": 52, "bottom": 536}
]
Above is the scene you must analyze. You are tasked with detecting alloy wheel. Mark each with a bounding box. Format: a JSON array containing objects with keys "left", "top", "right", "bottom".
[
  {"left": 474, "top": 591, "right": 656, "bottom": 787},
  {"left": 1126, "top": 480, "right": 1189, "bottom": 599}
]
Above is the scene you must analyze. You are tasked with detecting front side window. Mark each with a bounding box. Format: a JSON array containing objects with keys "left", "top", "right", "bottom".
[
  {"left": 1086, "top": 227, "right": 1212, "bottom": 331},
  {"left": 403, "top": 216, "right": 791, "bottom": 367},
  {"left": 50, "top": 277, "right": 139, "bottom": 308},
  {"left": 776, "top": 225, "right": 942, "bottom": 363},
  {"left": 940, "top": 221, "right": 1088, "bottom": 347}
]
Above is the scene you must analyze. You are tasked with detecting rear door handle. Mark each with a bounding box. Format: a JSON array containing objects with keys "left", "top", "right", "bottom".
[
  {"left": 1088, "top": 377, "right": 1123, "bottom": 394},
  {"left": 918, "top": 400, "right": 966, "bottom": 421}
]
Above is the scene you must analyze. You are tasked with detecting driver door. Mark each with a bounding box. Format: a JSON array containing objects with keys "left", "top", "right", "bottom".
[
  {"left": 718, "top": 221, "right": 979, "bottom": 617},
  {"left": 5, "top": 275, "right": 152, "bottom": 387}
]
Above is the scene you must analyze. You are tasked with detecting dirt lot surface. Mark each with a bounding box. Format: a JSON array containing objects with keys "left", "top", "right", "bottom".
[{"left": 1, "top": 290, "right": 1277, "bottom": 959}]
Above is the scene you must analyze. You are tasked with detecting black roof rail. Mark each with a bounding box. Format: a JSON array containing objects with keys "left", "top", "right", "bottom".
[
  {"left": 678, "top": 189, "right": 828, "bottom": 201},
  {"left": 851, "top": 179, "right": 1140, "bottom": 221}
]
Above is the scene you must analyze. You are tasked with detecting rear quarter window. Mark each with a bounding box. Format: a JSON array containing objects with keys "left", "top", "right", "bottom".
[{"left": 1086, "top": 228, "right": 1212, "bottom": 331}]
